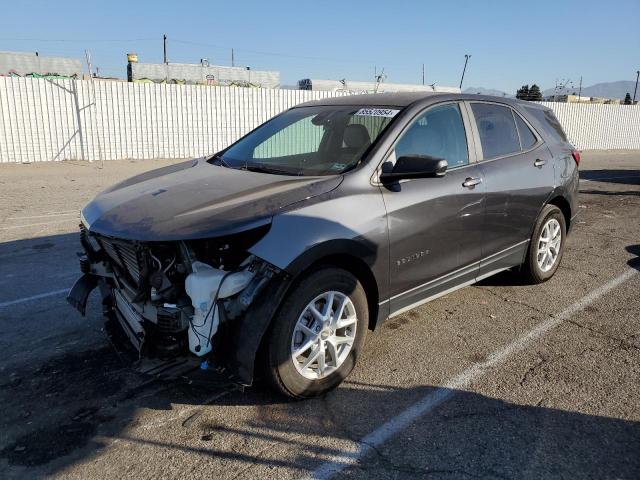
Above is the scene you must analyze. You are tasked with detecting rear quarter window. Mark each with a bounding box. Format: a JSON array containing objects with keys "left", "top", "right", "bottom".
[
  {"left": 514, "top": 113, "right": 537, "bottom": 149},
  {"left": 524, "top": 107, "right": 568, "bottom": 143}
]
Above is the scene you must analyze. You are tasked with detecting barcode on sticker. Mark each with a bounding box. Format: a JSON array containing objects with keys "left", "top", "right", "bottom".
[{"left": 354, "top": 108, "right": 400, "bottom": 118}]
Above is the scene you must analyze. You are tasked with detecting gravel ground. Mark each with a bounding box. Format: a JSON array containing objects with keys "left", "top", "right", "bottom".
[{"left": 0, "top": 151, "right": 638, "bottom": 479}]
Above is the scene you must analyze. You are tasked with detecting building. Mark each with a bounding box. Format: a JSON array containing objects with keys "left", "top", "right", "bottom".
[
  {"left": 543, "top": 94, "right": 622, "bottom": 105},
  {"left": 298, "top": 78, "right": 460, "bottom": 94},
  {"left": 127, "top": 58, "right": 280, "bottom": 88},
  {"left": 0, "top": 51, "right": 83, "bottom": 78}
]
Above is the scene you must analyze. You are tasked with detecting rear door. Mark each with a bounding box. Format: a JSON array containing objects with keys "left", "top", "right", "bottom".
[
  {"left": 381, "top": 102, "right": 485, "bottom": 315},
  {"left": 467, "top": 101, "right": 555, "bottom": 277}
]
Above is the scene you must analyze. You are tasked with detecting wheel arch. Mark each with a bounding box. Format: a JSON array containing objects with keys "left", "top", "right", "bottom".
[
  {"left": 283, "top": 240, "right": 382, "bottom": 332},
  {"left": 547, "top": 194, "right": 572, "bottom": 231}
]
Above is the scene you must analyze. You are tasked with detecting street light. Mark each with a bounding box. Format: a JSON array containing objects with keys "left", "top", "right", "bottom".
[
  {"left": 633, "top": 70, "right": 639, "bottom": 104},
  {"left": 459, "top": 54, "right": 471, "bottom": 90}
]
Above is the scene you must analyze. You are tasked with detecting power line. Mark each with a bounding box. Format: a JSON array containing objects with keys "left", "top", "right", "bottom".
[
  {"left": 0, "top": 37, "right": 157, "bottom": 43},
  {"left": 170, "top": 38, "right": 386, "bottom": 65}
]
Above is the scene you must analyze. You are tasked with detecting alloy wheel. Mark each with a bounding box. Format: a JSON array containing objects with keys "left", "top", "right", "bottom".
[
  {"left": 290, "top": 291, "right": 358, "bottom": 380},
  {"left": 537, "top": 218, "right": 562, "bottom": 272}
]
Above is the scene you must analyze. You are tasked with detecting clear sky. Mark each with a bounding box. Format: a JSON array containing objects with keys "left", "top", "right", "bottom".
[{"left": 1, "top": 0, "right": 638, "bottom": 93}]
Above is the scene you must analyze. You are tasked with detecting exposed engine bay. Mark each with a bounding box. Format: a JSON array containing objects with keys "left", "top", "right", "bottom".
[{"left": 68, "top": 222, "right": 283, "bottom": 382}]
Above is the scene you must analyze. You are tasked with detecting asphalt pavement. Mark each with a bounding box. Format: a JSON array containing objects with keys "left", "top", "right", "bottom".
[{"left": 0, "top": 151, "right": 638, "bottom": 479}]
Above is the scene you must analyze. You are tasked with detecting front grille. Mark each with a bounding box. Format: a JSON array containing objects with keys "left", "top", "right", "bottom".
[
  {"left": 113, "top": 288, "right": 145, "bottom": 350},
  {"left": 96, "top": 236, "right": 145, "bottom": 286}
]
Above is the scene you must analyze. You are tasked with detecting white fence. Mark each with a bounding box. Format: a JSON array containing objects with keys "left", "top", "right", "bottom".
[
  {"left": 0, "top": 77, "right": 339, "bottom": 163},
  {"left": 1, "top": 76, "right": 639, "bottom": 163},
  {"left": 538, "top": 101, "right": 640, "bottom": 150}
]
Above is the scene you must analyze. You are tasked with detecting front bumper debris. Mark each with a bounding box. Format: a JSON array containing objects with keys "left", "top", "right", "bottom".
[{"left": 66, "top": 273, "right": 98, "bottom": 316}]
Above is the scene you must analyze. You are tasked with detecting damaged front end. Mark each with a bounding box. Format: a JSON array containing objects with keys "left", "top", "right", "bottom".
[{"left": 67, "top": 222, "right": 287, "bottom": 385}]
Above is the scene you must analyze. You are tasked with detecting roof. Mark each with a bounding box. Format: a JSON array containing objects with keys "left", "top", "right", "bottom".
[{"left": 295, "top": 92, "right": 543, "bottom": 110}]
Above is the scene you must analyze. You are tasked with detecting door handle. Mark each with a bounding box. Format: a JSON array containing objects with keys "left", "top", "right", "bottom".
[
  {"left": 462, "top": 177, "right": 482, "bottom": 188},
  {"left": 534, "top": 159, "right": 547, "bottom": 167}
]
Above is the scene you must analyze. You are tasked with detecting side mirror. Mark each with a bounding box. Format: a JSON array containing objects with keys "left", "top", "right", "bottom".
[{"left": 379, "top": 155, "right": 448, "bottom": 182}]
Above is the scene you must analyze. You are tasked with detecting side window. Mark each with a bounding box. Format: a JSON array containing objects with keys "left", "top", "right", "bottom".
[
  {"left": 514, "top": 113, "right": 537, "bottom": 150},
  {"left": 471, "top": 103, "right": 521, "bottom": 159},
  {"left": 394, "top": 104, "right": 468, "bottom": 168}
]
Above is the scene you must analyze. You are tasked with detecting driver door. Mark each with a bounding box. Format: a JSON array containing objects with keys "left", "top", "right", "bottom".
[{"left": 381, "top": 102, "right": 486, "bottom": 316}]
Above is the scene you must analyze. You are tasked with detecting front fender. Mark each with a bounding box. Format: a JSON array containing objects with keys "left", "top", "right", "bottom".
[
  {"left": 248, "top": 187, "right": 389, "bottom": 299},
  {"left": 226, "top": 185, "right": 389, "bottom": 383}
]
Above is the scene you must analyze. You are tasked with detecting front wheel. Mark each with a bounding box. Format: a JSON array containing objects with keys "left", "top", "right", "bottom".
[
  {"left": 521, "top": 204, "right": 566, "bottom": 284},
  {"left": 264, "top": 268, "right": 368, "bottom": 399}
]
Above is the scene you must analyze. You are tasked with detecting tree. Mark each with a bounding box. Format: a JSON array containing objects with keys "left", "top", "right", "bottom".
[
  {"left": 516, "top": 85, "right": 530, "bottom": 100},
  {"left": 529, "top": 84, "right": 542, "bottom": 101},
  {"left": 624, "top": 93, "right": 632, "bottom": 105}
]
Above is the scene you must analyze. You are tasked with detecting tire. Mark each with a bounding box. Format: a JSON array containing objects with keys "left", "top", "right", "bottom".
[
  {"left": 264, "top": 267, "right": 368, "bottom": 399},
  {"left": 521, "top": 204, "right": 566, "bottom": 284}
]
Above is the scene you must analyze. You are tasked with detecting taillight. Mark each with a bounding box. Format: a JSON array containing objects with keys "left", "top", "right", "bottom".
[{"left": 571, "top": 150, "right": 581, "bottom": 166}]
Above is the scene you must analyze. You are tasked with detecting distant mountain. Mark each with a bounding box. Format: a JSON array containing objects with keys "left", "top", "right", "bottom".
[
  {"left": 463, "top": 87, "right": 511, "bottom": 97},
  {"left": 542, "top": 81, "right": 637, "bottom": 100}
]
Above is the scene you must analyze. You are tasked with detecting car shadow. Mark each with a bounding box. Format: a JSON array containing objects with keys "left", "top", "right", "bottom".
[
  {"left": 2, "top": 358, "right": 639, "bottom": 479},
  {"left": 579, "top": 169, "right": 640, "bottom": 197},
  {"left": 579, "top": 189, "right": 640, "bottom": 197},
  {"left": 475, "top": 268, "right": 527, "bottom": 287},
  {"left": 2, "top": 232, "right": 639, "bottom": 478},
  {"left": 580, "top": 169, "right": 640, "bottom": 186},
  {"left": 625, "top": 245, "right": 640, "bottom": 271}
]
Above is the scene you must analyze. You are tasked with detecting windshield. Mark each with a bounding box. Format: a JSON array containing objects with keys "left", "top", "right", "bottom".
[{"left": 215, "top": 105, "right": 400, "bottom": 176}]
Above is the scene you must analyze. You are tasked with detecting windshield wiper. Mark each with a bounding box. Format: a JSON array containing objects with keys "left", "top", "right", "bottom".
[
  {"left": 241, "top": 164, "right": 302, "bottom": 176},
  {"left": 210, "top": 154, "right": 232, "bottom": 168}
]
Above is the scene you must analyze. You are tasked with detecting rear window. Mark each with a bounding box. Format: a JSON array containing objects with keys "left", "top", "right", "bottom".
[
  {"left": 470, "top": 103, "right": 521, "bottom": 159},
  {"left": 524, "top": 107, "right": 568, "bottom": 143}
]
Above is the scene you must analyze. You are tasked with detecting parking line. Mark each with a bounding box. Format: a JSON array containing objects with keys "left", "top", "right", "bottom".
[
  {"left": 306, "top": 267, "right": 638, "bottom": 480},
  {"left": 8, "top": 211, "right": 78, "bottom": 220},
  {"left": 0, "top": 288, "right": 70, "bottom": 308},
  {"left": 0, "top": 219, "right": 78, "bottom": 230}
]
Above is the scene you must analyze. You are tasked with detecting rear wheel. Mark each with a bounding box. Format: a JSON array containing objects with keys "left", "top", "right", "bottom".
[
  {"left": 521, "top": 204, "right": 566, "bottom": 284},
  {"left": 264, "top": 268, "right": 368, "bottom": 399}
]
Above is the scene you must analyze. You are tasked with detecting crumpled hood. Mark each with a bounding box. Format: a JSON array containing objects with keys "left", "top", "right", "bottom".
[{"left": 82, "top": 158, "right": 343, "bottom": 241}]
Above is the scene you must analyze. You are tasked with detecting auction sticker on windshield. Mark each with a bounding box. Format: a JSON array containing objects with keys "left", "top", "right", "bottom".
[{"left": 355, "top": 108, "right": 400, "bottom": 117}]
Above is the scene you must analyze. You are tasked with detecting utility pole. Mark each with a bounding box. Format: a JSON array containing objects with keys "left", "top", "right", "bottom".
[
  {"left": 84, "top": 49, "right": 102, "bottom": 165},
  {"left": 163, "top": 34, "right": 168, "bottom": 64},
  {"left": 231, "top": 48, "right": 235, "bottom": 67},
  {"left": 459, "top": 54, "right": 471, "bottom": 90},
  {"left": 84, "top": 49, "right": 93, "bottom": 77},
  {"left": 374, "top": 68, "right": 385, "bottom": 93},
  {"left": 422, "top": 63, "right": 425, "bottom": 85},
  {"left": 578, "top": 76, "right": 582, "bottom": 99},
  {"left": 633, "top": 70, "right": 639, "bottom": 104}
]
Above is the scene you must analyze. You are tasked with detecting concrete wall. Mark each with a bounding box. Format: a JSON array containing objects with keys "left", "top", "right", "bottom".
[
  {"left": 298, "top": 78, "right": 460, "bottom": 93},
  {"left": 0, "top": 51, "right": 83, "bottom": 78},
  {"left": 1, "top": 76, "right": 639, "bottom": 163}
]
